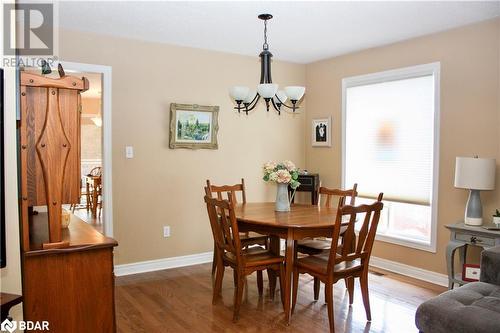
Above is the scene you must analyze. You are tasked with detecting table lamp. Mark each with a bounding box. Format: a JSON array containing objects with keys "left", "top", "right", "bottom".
[{"left": 454, "top": 156, "right": 496, "bottom": 226}]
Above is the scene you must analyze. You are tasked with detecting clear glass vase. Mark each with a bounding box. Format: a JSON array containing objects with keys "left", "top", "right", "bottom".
[{"left": 275, "top": 183, "right": 291, "bottom": 212}]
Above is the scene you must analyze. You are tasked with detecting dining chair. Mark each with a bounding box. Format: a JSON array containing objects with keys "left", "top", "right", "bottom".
[
  {"left": 292, "top": 193, "right": 384, "bottom": 332},
  {"left": 205, "top": 179, "right": 269, "bottom": 277},
  {"left": 296, "top": 184, "right": 358, "bottom": 299},
  {"left": 86, "top": 166, "right": 102, "bottom": 213},
  {"left": 204, "top": 195, "right": 285, "bottom": 322}
]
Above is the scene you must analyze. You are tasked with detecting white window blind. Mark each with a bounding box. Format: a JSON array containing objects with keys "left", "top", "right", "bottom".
[{"left": 344, "top": 75, "right": 435, "bottom": 206}]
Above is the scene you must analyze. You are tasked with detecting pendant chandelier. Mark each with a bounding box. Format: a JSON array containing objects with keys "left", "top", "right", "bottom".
[{"left": 229, "top": 14, "right": 305, "bottom": 115}]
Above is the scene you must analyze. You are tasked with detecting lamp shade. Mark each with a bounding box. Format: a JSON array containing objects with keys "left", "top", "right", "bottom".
[
  {"left": 284, "top": 86, "right": 305, "bottom": 101},
  {"left": 229, "top": 86, "right": 250, "bottom": 101},
  {"left": 244, "top": 90, "right": 257, "bottom": 104},
  {"left": 274, "top": 90, "right": 288, "bottom": 104},
  {"left": 454, "top": 157, "right": 496, "bottom": 190},
  {"left": 257, "top": 83, "right": 278, "bottom": 98}
]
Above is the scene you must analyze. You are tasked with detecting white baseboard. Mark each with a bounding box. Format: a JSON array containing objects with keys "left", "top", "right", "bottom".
[
  {"left": 370, "top": 256, "right": 448, "bottom": 287},
  {"left": 115, "top": 251, "right": 448, "bottom": 287},
  {"left": 115, "top": 251, "right": 213, "bottom": 276}
]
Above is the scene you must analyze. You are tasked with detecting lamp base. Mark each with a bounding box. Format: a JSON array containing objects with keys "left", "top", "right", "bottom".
[
  {"left": 464, "top": 189, "right": 483, "bottom": 226},
  {"left": 464, "top": 217, "right": 483, "bottom": 226}
]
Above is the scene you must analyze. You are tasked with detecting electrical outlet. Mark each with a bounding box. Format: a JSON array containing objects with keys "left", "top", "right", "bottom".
[{"left": 163, "top": 226, "right": 171, "bottom": 238}]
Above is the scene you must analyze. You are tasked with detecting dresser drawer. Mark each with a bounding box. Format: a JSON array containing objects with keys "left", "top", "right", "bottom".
[{"left": 455, "top": 233, "right": 496, "bottom": 246}]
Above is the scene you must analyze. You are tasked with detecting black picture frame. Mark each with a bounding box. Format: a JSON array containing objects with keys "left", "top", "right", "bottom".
[{"left": 0, "top": 68, "right": 5, "bottom": 268}]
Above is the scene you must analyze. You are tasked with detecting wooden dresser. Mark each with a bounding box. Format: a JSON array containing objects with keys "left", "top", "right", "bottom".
[
  {"left": 18, "top": 70, "right": 118, "bottom": 332},
  {"left": 23, "top": 213, "right": 117, "bottom": 332}
]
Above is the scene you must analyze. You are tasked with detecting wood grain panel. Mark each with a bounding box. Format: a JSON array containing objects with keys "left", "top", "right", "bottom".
[{"left": 23, "top": 248, "right": 116, "bottom": 333}]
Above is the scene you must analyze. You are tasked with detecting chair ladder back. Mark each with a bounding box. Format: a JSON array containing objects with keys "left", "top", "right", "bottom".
[
  {"left": 319, "top": 183, "right": 358, "bottom": 208},
  {"left": 327, "top": 193, "right": 384, "bottom": 274},
  {"left": 204, "top": 195, "right": 242, "bottom": 264},
  {"left": 206, "top": 179, "right": 247, "bottom": 204}
]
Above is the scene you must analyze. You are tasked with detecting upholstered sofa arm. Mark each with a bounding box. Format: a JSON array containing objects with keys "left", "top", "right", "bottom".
[{"left": 480, "top": 246, "right": 500, "bottom": 286}]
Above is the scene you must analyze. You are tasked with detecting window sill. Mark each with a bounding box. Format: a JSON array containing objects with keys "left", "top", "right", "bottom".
[{"left": 372, "top": 233, "right": 437, "bottom": 253}]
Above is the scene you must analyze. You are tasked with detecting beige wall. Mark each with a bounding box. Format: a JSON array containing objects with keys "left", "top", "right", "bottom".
[
  {"left": 305, "top": 18, "right": 500, "bottom": 274},
  {"left": 59, "top": 30, "right": 306, "bottom": 264}
]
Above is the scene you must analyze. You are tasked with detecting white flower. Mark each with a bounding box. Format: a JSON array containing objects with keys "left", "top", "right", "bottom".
[
  {"left": 263, "top": 161, "right": 277, "bottom": 173},
  {"left": 282, "top": 160, "right": 297, "bottom": 172},
  {"left": 269, "top": 172, "right": 278, "bottom": 182}
]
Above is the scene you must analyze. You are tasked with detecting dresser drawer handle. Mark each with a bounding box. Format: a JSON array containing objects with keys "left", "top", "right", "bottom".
[{"left": 470, "top": 236, "right": 482, "bottom": 244}]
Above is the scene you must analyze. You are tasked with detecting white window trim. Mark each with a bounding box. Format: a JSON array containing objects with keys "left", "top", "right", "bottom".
[{"left": 341, "top": 62, "right": 440, "bottom": 253}]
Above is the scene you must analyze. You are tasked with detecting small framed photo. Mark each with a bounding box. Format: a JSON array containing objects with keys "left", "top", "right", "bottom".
[
  {"left": 462, "top": 264, "right": 481, "bottom": 282},
  {"left": 169, "top": 103, "right": 219, "bottom": 149},
  {"left": 312, "top": 117, "right": 331, "bottom": 147}
]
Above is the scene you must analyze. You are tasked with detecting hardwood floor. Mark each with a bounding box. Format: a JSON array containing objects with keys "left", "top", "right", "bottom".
[
  {"left": 72, "top": 207, "right": 103, "bottom": 233},
  {"left": 115, "top": 263, "right": 445, "bottom": 333}
]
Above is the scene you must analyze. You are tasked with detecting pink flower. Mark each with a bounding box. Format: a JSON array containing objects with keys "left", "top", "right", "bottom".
[{"left": 275, "top": 169, "right": 292, "bottom": 184}]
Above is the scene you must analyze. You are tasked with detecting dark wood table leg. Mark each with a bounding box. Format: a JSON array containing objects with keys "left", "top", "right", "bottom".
[
  {"left": 284, "top": 230, "right": 295, "bottom": 325},
  {"left": 268, "top": 236, "right": 281, "bottom": 298}
]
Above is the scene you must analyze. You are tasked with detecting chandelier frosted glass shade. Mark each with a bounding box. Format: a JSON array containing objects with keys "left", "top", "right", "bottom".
[
  {"left": 228, "top": 14, "right": 305, "bottom": 115},
  {"left": 284, "top": 86, "right": 305, "bottom": 102},
  {"left": 229, "top": 86, "right": 250, "bottom": 102},
  {"left": 274, "top": 90, "right": 288, "bottom": 104},
  {"left": 257, "top": 83, "right": 279, "bottom": 98}
]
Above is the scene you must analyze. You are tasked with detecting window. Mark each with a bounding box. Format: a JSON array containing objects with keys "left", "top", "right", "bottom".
[{"left": 342, "top": 63, "right": 440, "bottom": 252}]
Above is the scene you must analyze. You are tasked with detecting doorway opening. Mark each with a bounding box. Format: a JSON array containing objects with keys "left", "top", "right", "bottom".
[{"left": 59, "top": 62, "right": 113, "bottom": 237}]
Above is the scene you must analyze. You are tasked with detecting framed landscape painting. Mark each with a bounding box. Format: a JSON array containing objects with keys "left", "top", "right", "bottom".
[
  {"left": 169, "top": 103, "right": 219, "bottom": 149},
  {"left": 312, "top": 116, "right": 331, "bottom": 147}
]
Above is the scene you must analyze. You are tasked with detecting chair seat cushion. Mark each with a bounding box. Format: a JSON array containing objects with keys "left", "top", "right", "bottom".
[
  {"left": 296, "top": 253, "right": 361, "bottom": 276},
  {"left": 415, "top": 282, "right": 500, "bottom": 333}
]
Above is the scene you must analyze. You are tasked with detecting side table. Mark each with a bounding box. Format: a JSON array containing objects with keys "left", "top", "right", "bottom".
[{"left": 445, "top": 222, "right": 500, "bottom": 289}]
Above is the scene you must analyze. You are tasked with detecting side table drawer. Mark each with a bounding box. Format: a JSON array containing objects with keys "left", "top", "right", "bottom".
[{"left": 455, "top": 233, "right": 496, "bottom": 246}]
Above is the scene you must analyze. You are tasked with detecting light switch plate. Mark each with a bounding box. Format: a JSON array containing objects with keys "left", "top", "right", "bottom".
[
  {"left": 163, "top": 226, "right": 171, "bottom": 238},
  {"left": 125, "top": 146, "right": 134, "bottom": 159}
]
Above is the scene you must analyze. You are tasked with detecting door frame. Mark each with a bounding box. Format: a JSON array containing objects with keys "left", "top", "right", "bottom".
[{"left": 55, "top": 61, "right": 113, "bottom": 237}]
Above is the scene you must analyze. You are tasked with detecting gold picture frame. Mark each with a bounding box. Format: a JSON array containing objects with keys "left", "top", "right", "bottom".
[{"left": 169, "top": 103, "right": 219, "bottom": 149}]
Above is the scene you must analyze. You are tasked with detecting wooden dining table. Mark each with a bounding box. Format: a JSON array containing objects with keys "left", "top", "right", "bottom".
[{"left": 234, "top": 202, "right": 339, "bottom": 324}]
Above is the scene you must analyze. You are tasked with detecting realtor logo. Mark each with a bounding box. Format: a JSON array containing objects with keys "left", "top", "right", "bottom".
[
  {"left": 0, "top": 319, "right": 16, "bottom": 333},
  {"left": 3, "top": 3, "right": 54, "bottom": 55}
]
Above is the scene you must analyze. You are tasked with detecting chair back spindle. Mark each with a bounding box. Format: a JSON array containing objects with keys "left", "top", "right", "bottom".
[
  {"left": 326, "top": 193, "right": 384, "bottom": 276},
  {"left": 204, "top": 195, "right": 243, "bottom": 266}
]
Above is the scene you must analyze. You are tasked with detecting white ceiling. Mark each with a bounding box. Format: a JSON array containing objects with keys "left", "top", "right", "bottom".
[{"left": 57, "top": 1, "right": 500, "bottom": 64}]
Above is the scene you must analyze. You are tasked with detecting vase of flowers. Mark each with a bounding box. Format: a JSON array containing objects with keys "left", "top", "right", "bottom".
[{"left": 263, "top": 160, "right": 300, "bottom": 212}]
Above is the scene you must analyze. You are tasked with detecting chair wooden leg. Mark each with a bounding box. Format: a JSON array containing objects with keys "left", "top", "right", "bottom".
[
  {"left": 233, "top": 269, "right": 238, "bottom": 287},
  {"left": 213, "top": 261, "right": 224, "bottom": 305},
  {"left": 233, "top": 271, "right": 245, "bottom": 322},
  {"left": 257, "top": 270, "right": 263, "bottom": 296},
  {"left": 267, "top": 268, "right": 277, "bottom": 299},
  {"left": 360, "top": 272, "right": 372, "bottom": 321},
  {"left": 313, "top": 277, "right": 320, "bottom": 301},
  {"left": 347, "top": 277, "right": 354, "bottom": 305},
  {"left": 325, "top": 282, "right": 335, "bottom": 333},
  {"left": 292, "top": 268, "right": 299, "bottom": 314},
  {"left": 211, "top": 245, "right": 217, "bottom": 276}
]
